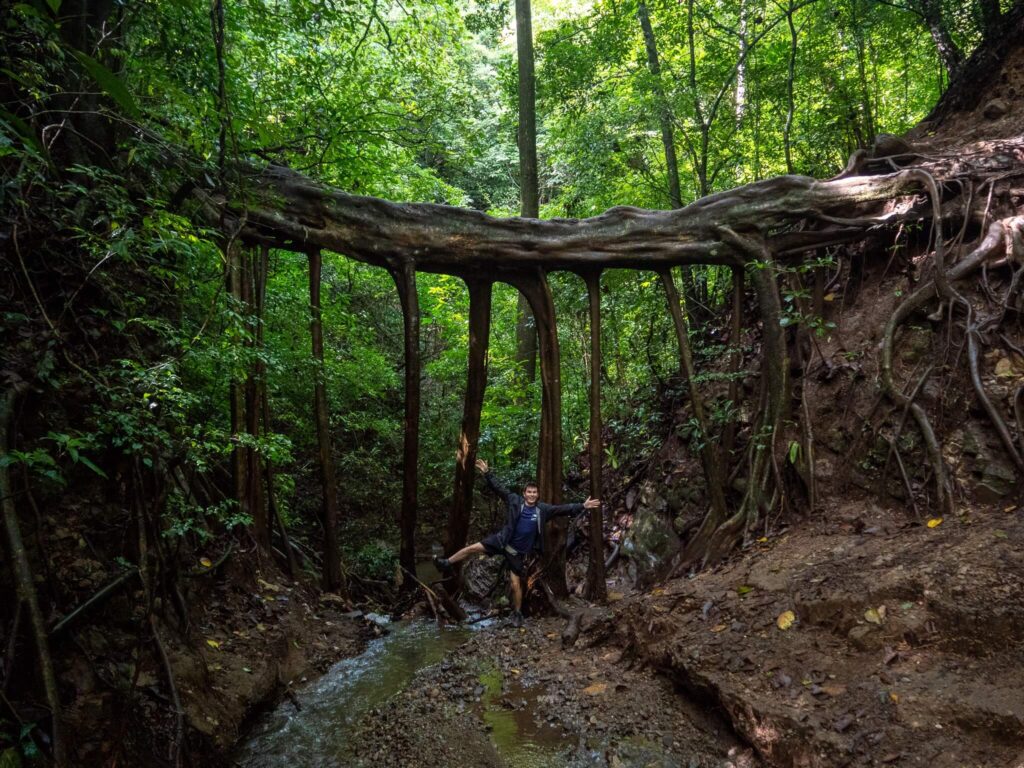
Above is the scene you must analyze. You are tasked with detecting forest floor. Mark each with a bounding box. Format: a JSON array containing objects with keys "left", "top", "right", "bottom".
[{"left": 339, "top": 499, "right": 1023, "bottom": 768}]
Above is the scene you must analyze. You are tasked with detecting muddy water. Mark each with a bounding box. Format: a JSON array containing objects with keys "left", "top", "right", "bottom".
[
  {"left": 235, "top": 620, "right": 471, "bottom": 766},
  {"left": 478, "top": 664, "right": 574, "bottom": 768}
]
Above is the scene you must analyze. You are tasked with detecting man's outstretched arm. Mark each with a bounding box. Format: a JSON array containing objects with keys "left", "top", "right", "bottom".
[
  {"left": 544, "top": 497, "right": 601, "bottom": 518},
  {"left": 475, "top": 459, "right": 513, "bottom": 504}
]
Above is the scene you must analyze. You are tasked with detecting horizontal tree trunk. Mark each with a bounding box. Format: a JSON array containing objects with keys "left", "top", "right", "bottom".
[{"left": 209, "top": 142, "right": 1021, "bottom": 273}]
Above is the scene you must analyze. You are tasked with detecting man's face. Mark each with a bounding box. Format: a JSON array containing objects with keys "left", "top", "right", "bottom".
[{"left": 523, "top": 486, "right": 539, "bottom": 505}]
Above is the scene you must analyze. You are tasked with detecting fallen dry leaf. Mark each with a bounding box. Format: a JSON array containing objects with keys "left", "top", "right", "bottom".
[
  {"left": 205, "top": 639, "right": 221, "bottom": 650},
  {"left": 776, "top": 610, "right": 796, "bottom": 630},
  {"left": 711, "top": 624, "right": 728, "bottom": 632},
  {"left": 927, "top": 517, "right": 943, "bottom": 528},
  {"left": 864, "top": 607, "right": 884, "bottom": 625},
  {"left": 607, "top": 591, "right": 624, "bottom": 602},
  {"left": 199, "top": 557, "right": 213, "bottom": 568},
  {"left": 583, "top": 682, "right": 607, "bottom": 695}
]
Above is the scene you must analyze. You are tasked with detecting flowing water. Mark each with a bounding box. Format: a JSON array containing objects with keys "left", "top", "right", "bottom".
[{"left": 234, "top": 619, "right": 472, "bottom": 767}]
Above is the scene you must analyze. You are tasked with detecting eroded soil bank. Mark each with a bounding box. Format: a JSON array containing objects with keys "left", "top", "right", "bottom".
[{"left": 611, "top": 504, "right": 1024, "bottom": 768}]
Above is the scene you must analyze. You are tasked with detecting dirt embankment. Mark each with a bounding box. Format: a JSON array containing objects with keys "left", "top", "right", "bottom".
[
  {"left": 41, "top": 514, "right": 372, "bottom": 766},
  {"left": 606, "top": 505, "right": 1024, "bottom": 768}
]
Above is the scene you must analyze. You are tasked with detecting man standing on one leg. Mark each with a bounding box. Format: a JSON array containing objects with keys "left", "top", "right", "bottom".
[{"left": 435, "top": 459, "right": 600, "bottom": 626}]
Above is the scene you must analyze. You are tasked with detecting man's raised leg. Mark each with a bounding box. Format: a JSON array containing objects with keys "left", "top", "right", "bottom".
[{"left": 434, "top": 542, "right": 485, "bottom": 573}]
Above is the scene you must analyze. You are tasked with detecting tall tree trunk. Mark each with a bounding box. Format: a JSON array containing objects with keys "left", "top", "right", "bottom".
[
  {"left": 446, "top": 279, "right": 492, "bottom": 559},
  {"left": 783, "top": 0, "right": 798, "bottom": 174},
  {"left": 659, "top": 269, "right": 729, "bottom": 523},
  {"left": 515, "top": 0, "right": 539, "bottom": 383},
  {"left": 978, "top": 0, "right": 1002, "bottom": 40},
  {"left": 917, "top": 0, "right": 962, "bottom": 78},
  {"left": 390, "top": 259, "right": 420, "bottom": 586},
  {"left": 308, "top": 249, "right": 344, "bottom": 593},
  {"left": 254, "top": 246, "right": 293, "bottom": 574},
  {"left": 2, "top": 388, "right": 63, "bottom": 765},
  {"left": 638, "top": 0, "right": 683, "bottom": 211},
  {"left": 638, "top": 0, "right": 703, "bottom": 322},
  {"left": 583, "top": 271, "right": 606, "bottom": 602},
  {"left": 735, "top": 0, "right": 748, "bottom": 126},
  {"left": 850, "top": 0, "right": 877, "bottom": 146}
]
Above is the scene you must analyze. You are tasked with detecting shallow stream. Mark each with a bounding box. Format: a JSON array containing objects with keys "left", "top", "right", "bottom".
[{"left": 234, "top": 619, "right": 471, "bottom": 767}]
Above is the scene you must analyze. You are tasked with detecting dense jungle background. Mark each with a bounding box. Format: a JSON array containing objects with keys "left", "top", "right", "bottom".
[{"left": 2, "top": 0, "right": 1023, "bottom": 765}]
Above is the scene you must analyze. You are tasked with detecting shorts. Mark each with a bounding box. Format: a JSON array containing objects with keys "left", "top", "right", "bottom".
[{"left": 481, "top": 533, "right": 527, "bottom": 576}]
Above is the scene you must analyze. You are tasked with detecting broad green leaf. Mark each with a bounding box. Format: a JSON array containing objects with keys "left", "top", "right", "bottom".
[{"left": 71, "top": 51, "right": 141, "bottom": 120}]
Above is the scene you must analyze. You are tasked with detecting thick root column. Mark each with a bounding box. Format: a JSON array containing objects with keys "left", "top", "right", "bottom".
[
  {"left": 680, "top": 229, "right": 790, "bottom": 567},
  {"left": 309, "top": 249, "right": 345, "bottom": 593},
  {"left": 508, "top": 270, "right": 568, "bottom": 595},
  {"left": 391, "top": 259, "right": 422, "bottom": 583},
  {"left": 446, "top": 279, "right": 492, "bottom": 559},
  {"left": 584, "top": 270, "right": 606, "bottom": 602}
]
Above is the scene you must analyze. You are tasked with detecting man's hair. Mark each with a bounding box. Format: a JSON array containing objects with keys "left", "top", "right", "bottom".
[{"left": 523, "top": 480, "right": 539, "bottom": 492}]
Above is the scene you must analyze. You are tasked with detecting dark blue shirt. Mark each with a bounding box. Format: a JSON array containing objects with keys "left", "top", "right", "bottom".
[{"left": 508, "top": 504, "right": 540, "bottom": 554}]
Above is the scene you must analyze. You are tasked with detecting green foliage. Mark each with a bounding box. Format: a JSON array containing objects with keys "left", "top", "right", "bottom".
[
  {"left": 0, "top": 0, "right": 999, "bottom": 574},
  {"left": 350, "top": 539, "right": 399, "bottom": 582}
]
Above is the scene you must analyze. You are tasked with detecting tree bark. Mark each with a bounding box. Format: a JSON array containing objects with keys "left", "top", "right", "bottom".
[
  {"left": 308, "top": 249, "right": 344, "bottom": 593},
  {"left": 783, "top": 0, "right": 798, "bottom": 174},
  {"left": 583, "top": 270, "right": 606, "bottom": 602},
  {"left": 637, "top": 0, "right": 683, "bottom": 211},
  {"left": 390, "top": 259, "right": 421, "bottom": 586},
  {"left": 509, "top": 271, "right": 567, "bottom": 595},
  {"left": 225, "top": 150, "right": 1020, "bottom": 273},
  {"left": 1, "top": 387, "right": 64, "bottom": 766},
  {"left": 446, "top": 279, "right": 492, "bottom": 559},
  {"left": 917, "top": 0, "right": 962, "bottom": 78},
  {"left": 515, "top": 0, "right": 539, "bottom": 383}
]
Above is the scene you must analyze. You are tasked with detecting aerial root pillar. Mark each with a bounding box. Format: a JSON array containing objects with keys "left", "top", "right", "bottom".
[
  {"left": 309, "top": 248, "right": 345, "bottom": 593},
  {"left": 446, "top": 279, "right": 493, "bottom": 564},
  {"left": 583, "top": 270, "right": 606, "bottom": 602},
  {"left": 390, "top": 259, "right": 421, "bottom": 587},
  {"left": 508, "top": 270, "right": 567, "bottom": 596}
]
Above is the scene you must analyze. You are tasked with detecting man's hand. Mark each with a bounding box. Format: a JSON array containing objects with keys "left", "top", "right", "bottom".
[
  {"left": 583, "top": 497, "right": 601, "bottom": 509},
  {"left": 475, "top": 458, "right": 489, "bottom": 474}
]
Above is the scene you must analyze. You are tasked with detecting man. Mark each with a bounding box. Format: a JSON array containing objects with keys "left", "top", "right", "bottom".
[{"left": 434, "top": 458, "right": 601, "bottom": 627}]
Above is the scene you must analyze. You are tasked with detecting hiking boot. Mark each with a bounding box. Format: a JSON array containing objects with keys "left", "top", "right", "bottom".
[
  {"left": 433, "top": 555, "right": 454, "bottom": 574},
  {"left": 510, "top": 610, "right": 524, "bottom": 628}
]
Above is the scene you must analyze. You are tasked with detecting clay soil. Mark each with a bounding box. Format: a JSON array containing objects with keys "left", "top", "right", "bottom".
[{"left": 610, "top": 503, "right": 1024, "bottom": 768}]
